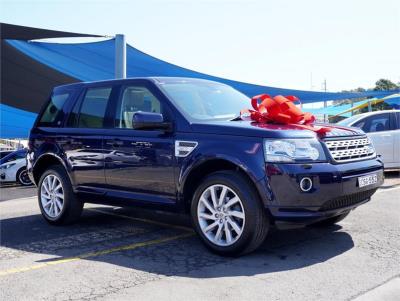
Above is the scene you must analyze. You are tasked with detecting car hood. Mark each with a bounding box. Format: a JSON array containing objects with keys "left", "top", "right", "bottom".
[{"left": 189, "top": 120, "right": 365, "bottom": 139}]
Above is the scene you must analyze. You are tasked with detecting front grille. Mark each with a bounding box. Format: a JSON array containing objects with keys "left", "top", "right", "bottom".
[
  {"left": 324, "top": 136, "right": 375, "bottom": 163},
  {"left": 320, "top": 189, "right": 377, "bottom": 211}
]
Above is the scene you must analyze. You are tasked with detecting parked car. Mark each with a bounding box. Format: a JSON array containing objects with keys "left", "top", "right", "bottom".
[
  {"left": 337, "top": 110, "right": 400, "bottom": 170},
  {"left": 0, "top": 149, "right": 32, "bottom": 186},
  {"left": 27, "top": 77, "right": 383, "bottom": 256}
]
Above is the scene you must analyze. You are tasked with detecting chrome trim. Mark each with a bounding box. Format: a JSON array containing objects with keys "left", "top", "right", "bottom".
[
  {"left": 324, "top": 136, "right": 376, "bottom": 163},
  {"left": 175, "top": 140, "right": 198, "bottom": 157}
]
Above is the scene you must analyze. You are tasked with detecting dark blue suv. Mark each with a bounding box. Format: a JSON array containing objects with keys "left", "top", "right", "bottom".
[{"left": 27, "top": 77, "right": 384, "bottom": 256}]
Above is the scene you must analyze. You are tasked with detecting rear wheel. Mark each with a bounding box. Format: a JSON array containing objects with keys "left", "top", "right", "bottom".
[
  {"left": 38, "top": 165, "right": 83, "bottom": 225},
  {"left": 17, "top": 168, "right": 32, "bottom": 186},
  {"left": 191, "top": 171, "right": 268, "bottom": 256}
]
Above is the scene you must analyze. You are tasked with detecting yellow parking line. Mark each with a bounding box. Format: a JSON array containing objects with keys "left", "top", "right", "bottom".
[
  {"left": 0, "top": 232, "right": 193, "bottom": 277},
  {"left": 87, "top": 208, "right": 193, "bottom": 232}
]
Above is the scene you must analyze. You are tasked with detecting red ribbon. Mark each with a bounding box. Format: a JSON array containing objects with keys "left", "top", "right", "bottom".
[{"left": 241, "top": 94, "right": 331, "bottom": 135}]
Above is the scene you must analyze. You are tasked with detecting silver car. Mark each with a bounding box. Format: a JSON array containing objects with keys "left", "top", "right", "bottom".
[{"left": 337, "top": 110, "right": 400, "bottom": 170}]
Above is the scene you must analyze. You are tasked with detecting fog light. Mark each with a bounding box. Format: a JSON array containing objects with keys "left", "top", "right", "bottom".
[{"left": 299, "top": 177, "right": 313, "bottom": 192}]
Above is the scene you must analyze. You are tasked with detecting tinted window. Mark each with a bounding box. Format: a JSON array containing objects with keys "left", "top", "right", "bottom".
[
  {"left": 77, "top": 87, "right": 112, "bottom": 128},
  {"left": 114, "top": 86, "right": 161, "bottom": 128},
  {"left": 354, "top": 114, "right": 391, "bottom": 133},
  {"left": 1, "top": 150, "right": 26, "bottom": 164},
  {"left": 353, "top": 119, "right": 367, "bottom": 130},
  {"left": 337, "top": 115, "right": 363, "bottom": 126},
  {"left": 38, "top": 92, "right": 70, "bottom": 127},
  {"left": 0, "top": 151, "right": 13, "bottom": 159}
]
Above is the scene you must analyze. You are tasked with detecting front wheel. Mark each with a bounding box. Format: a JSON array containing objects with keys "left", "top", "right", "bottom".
[
  {"left": 191, "top": 171, "right": 268, "bottom": 256},
  {"left": 38, "top": 165, "right": 83, "bottom": 225}
]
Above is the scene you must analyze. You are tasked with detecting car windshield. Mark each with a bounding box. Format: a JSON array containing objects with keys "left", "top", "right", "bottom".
[
  {"left": 159, "top": 80, "right": 250, "bottom": 121},
  {"left": 336, "top": 115, "right": 362, "bottom": 126}
]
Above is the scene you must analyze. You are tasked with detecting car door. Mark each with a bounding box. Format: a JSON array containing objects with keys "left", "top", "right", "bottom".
[
  {"left": 103, "top": 82, "right": 176, "bottom": 205},
  {"left": 353, "top": 113, "right": 394, "bottom": 164},
  {"left": 60, "top": 86, "right": 115, "bottom": 189}
]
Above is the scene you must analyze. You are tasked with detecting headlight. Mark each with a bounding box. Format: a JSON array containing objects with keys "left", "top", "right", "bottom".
[
  {"left": 264, "top": 138, "right": 326, "bottom": 163},
  {"left": 0, "top": 163, "right": 16, "bottom": 170}
]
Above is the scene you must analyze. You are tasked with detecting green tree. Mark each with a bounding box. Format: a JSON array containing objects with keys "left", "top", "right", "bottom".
[{"left": 373, "top": 79, "right": 399, "bottom": 91}]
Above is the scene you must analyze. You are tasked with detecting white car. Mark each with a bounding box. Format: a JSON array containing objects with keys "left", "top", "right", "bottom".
[
  {"left": 337, "top": 110, "right": 400, "bottom": 169},
  {"left": 0, "top": 149, "right": 32, "bottom": 185}
]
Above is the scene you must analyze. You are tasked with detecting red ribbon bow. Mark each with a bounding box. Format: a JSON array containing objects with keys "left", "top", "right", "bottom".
[{"left": 241, "top": 94, "right": 331, "bottom": 135}]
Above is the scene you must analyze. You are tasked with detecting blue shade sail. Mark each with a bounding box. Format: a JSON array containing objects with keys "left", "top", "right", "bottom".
[{"left": 2, "top": 38, "right": 395, "bottom": 138}]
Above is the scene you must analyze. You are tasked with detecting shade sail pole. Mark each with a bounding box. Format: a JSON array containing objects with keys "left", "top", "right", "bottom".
[{"left": 115, "top": 34, "right": 126, "bottom": 79}]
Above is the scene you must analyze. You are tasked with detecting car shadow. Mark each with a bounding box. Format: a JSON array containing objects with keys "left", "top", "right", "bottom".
[{"left": 0, "top": 206, "right": 354, "bottom": 278}]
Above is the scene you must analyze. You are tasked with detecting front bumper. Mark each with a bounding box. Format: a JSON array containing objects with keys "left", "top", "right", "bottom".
[{"left": 263, "top": 157, "right": 384, "bottom": 227}]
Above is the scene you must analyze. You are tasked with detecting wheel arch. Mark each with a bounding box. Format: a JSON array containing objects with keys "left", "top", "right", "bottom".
[
  {"left": 16, "top": 165, "right": 27, "bottom": 180},
  {"left": 32, "top": 153, "right": 71, "bottom": 186},
  {"left": 180, "top": 157, "right": 267, "bottom": 213}
]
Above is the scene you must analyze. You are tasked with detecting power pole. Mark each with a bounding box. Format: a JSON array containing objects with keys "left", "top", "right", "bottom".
[
  {"left": 323, "top": 79, "right": 327, "bottom": 122},
  {"left": 310, "top": 72, "right": 313, "bottom": 90},
  {"left": 115, "top": 34, "right": 126, "bottom": 79}
]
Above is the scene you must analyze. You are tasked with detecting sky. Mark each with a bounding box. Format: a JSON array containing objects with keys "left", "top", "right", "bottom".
[{"left": 1, "top": 0, "right": 399, "bottom": 92}]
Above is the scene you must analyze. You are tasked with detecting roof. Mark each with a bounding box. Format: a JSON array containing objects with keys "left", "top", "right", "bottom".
[{"left": 348, "top": 110, "right": 400, "bottom": 118}]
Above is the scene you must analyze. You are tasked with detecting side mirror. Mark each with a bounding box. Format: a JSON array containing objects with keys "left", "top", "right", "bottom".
[{"left": 132, "top": 111, "right": 172, "bottom": 131}]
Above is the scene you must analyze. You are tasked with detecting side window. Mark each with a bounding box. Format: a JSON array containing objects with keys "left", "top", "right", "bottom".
[
  {"left": 38, "top": 92, "right": 70, "bottom": 127},
  {"left": 77, "top": 87, "right": 112, "bottom": 128},
  {"left": 358, "top": 114, "right": 390, "bottom": 133},
  {"left": 114, "top": 86, "right": 161, "bottom": 128},
  {"left": 353, "top": 119, "right": 366, "bottom": 130}
]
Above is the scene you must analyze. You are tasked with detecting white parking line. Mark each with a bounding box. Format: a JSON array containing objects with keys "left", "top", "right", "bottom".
[
  {"left": 377, "top": 186, "right": 400, "bottom": 194},
  {"left": 0, "top": 196, "right": 36, "bottom": 202}
]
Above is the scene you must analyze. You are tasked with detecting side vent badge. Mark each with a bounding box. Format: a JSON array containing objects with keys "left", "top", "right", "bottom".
[{"left": 175, "top": 140, "right": 198, "bottom": 157}]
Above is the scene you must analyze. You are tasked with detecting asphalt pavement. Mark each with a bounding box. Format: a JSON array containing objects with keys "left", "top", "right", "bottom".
[{"left": 0, "top": 175, "right": 399, "bottom": 301}]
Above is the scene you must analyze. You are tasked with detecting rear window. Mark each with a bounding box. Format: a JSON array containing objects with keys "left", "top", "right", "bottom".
[{"left": 38, "top": 92, "right": 70, "bottom": 127}]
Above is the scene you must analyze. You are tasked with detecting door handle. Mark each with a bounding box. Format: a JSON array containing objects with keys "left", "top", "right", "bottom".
[{"left": 106, "top": 139, "right": 124, "bottom": 147}]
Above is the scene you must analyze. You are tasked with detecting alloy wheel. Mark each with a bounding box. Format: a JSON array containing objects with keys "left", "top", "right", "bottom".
[
  {"left": 40, "top": 174, "right": 64, "bottom": 218},
  {"left": 197, "top": 184, "right": 245, "bottom": 246}
]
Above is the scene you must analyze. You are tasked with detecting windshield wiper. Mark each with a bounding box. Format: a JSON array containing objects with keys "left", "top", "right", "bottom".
[{"left": 229, "top": 115, "right": 243, "bottom": 121}]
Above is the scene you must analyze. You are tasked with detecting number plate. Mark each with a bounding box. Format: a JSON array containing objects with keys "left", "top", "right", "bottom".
[{"left": 358, "top": 174, "right": 378, "bottom": 188}]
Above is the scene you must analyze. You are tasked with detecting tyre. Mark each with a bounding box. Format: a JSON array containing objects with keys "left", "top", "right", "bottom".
[
  {"left": 17, "top": 168, "right": 33, "bottom": 186},
  {"left": 37, "top": 165, "right": 83, "bottom": 225},
  {"left": 191, "top": 171, "right": 268, "bottom": 256},
  {"left": 312, "top": 211, "right": 350, "bottom": 227}
]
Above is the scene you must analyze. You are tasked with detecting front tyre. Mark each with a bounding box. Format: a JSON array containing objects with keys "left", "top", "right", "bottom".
[
  {"left": 38, "top": 165, "right": 83, "bottom": 225},
  {"left": 191, "top": 171, "right": 268, "bottom": 256}
]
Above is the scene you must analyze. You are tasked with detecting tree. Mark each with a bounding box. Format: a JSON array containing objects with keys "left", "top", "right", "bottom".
[{"left": 373, "top": 79, "right": 399, "bottom": 91}]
